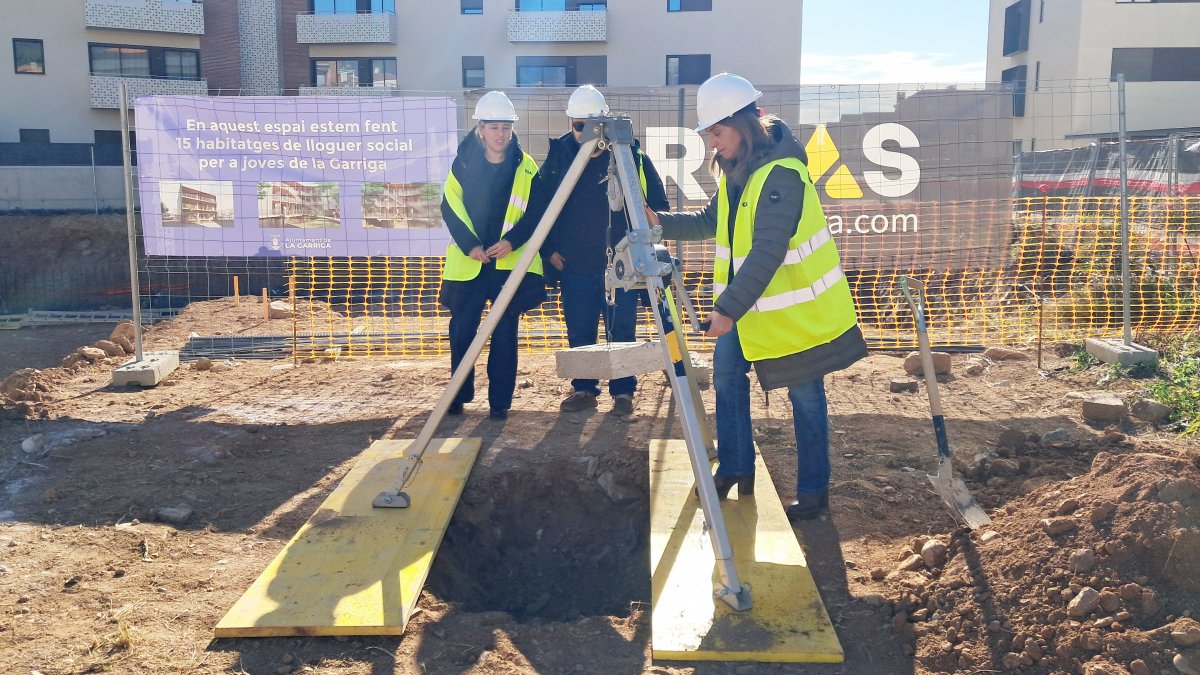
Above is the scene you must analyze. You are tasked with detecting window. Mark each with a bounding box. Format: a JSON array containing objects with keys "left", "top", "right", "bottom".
[
  {"left": 1001, "top": 64, "right": 1028, "bottom": 117},
  {"left": 668, "top": 0, "right": 711, "bottom": 10},
  {"left": 1034, "top": 60, "right": 1040, "bottom": 90},
  {"left": 13, "top": 38, "right": 44, "bottom": 74},
  {"left": 95, "top": 130, "right": 123, "bottom": 145},
  {"left": 1112, "top": 47, "right": 1200, "bottom": 81},
  {"left": 312, "top": 58, "right": 397, "bottom": 87},
  {"left": 19, "top": 129, "right": 50, "bottom": 144},
  {"left": 462, "top": 56, "right": 484, "bottom": 88},
  {"left": 88, "top": 44, "right": 200, "bottom": 79},
  {"left": 311, "top": 0, "right": 394, "bottom": 12},
  {"left": 516, "top": 55, "right": 605, "bottom": 86},
  {"left": 1012, "top": 139, "right": 1023, "bottom": 158},
  {"left": 1039, "top": 0, "right": 1044, "bottom": 22},
  {"left": 666, "top": 54, "right": 710, "bottom": 85},
  {"left": 461, "top": 0, "right": 482, "bottom": 14},
  {"left": 1002, "top": 0, "right": 1030, "bottom": 56},
  {"left": 516, "top": 0, "right": 606, "bottom": 9}
]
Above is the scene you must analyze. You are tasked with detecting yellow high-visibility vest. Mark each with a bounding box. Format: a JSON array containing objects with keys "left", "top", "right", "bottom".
[
  {"left": 713, "top": 157, "right": 859, "bottom": 361},
  {"left": 442, "top": 152, "right": 543, "bottom": 281}
]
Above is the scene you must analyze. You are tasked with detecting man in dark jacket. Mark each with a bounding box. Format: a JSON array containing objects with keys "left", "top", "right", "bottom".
[{"left": 541, "top": 85, "right": 670, "bottom": 418}]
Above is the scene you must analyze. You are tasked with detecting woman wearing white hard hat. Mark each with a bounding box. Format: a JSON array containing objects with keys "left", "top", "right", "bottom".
[
  {"left": 646, "top": 73, "right": 867, "bottom": 520},
  {"left": 439, "top": 90, "right": 549, "bottom": 420},
  {"left": 541, "top": 84, "right": 670, "bottom": 419}
]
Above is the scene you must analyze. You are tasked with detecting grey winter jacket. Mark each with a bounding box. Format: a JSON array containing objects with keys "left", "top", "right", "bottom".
[{"left": 655, "top": 119, "right": 867, "bottom": 389}]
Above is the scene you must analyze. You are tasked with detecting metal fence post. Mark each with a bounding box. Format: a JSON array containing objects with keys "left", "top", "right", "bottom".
[
  {"left": 119, "top": 83, "right": 144, "bottom": 361},
  {"left": 1117, "top": 74, "right": 1131, "bottom": 346}
]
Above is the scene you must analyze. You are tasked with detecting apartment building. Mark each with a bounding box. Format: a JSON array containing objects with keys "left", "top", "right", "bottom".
[
  {"left": 1, "top": 0, "right": 803, "bottom": 163},
  {"left": 985, "top": 0, "right": 1200, "bottom": 152}
]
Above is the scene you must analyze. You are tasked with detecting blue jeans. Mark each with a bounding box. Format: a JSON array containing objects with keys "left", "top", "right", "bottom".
[
  {"left": 713, "top": 325, "right": 831, "bottom": 496},
  {"left": 559, "top": 271, "right": 639, "bottom": 397}
]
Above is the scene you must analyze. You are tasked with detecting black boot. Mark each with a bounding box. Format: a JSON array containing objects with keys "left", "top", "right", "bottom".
[
  {"left": 711, "top": 474, "right": 754, "bottom": 500},
  {"left": 786, "top": 490, "right": 829, "bottom": 522}
]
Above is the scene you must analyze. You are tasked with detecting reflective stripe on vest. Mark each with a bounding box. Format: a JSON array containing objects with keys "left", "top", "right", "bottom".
[
  {"left": 442, "top": 152, "right": 543, "bottom": 281},
  {"left": 713, "top": 157, "right": 859, "bottom": 361}
]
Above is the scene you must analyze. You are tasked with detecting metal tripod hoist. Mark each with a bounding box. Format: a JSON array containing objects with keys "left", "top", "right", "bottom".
[{"left": 372, "top": 115, "right": 752, "bottom": 612}]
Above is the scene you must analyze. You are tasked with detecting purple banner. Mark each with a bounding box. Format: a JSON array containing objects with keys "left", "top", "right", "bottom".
[{"left": 135, "top": 95, "right": 457, "bottom": 257}]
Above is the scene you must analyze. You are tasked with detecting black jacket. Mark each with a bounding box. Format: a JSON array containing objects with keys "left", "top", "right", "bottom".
[
  {"left": 540, "top": 131, "right": 670, "bottom": 275},
  {"left": 441, "top": 130, "right": 549, "bottom": 257}
]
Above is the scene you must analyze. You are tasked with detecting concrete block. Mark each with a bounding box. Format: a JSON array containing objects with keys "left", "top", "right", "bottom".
[
  {"left": 1084, "top": 338, "right": 1158, "bottom": 368},
  {"left": 556, "top": 341, "right": 664, "bottom": 380},
  {"left": 112, "top": 351, "right": 179, "bottom": 387},
  {"left": 1080, "top": 391, "right": 1127, "bottom": 423}
]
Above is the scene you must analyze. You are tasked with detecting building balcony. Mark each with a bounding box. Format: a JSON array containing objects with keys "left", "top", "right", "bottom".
[
  {"left": 85, "top": 0, "right": 205, "bottom": 35},
  {"left": 296, "top": 12, "right": 398, "bottom": 44},
  {"left": 298, "top": 86, "right": 397, "bottom": 96},
  {"left": 507, "top": 9, "right": 606, "bottom": 43},
  {"left": 90, "top": 75, "right": 208, "bottom": 108}
]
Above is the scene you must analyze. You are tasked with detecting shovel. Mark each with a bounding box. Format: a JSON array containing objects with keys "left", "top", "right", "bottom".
[{"left": 899, "top": 277, "right": 991, "bottom": 529}]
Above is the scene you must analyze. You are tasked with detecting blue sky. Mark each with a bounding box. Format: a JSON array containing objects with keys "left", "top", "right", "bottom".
[{"left": 800, "top": 1, "right": 990, "bottom": 84}]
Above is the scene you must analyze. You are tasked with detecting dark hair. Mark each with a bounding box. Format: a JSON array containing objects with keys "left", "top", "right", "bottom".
[{"left": 708, "top": 104, "right": 779, "bottom": 187}]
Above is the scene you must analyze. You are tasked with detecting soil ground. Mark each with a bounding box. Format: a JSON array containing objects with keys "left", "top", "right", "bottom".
[{"left": 1, "top": 297, "right": 1197, "bottom": 675}]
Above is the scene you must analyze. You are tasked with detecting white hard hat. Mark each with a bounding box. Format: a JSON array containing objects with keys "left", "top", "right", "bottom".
[
  {"left": 694, "top": 73, "right": 762, "bottom": 131},
  {"left": 565, "top": 84, "right": 609, "bottom": 118},
  {"left": 473, "top": 91, "right": 519, "bottom": 122}
]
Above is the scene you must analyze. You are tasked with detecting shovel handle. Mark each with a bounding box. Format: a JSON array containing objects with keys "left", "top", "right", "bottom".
[{"left": 899, "top": 277, "right": 951, "bottom": 460}]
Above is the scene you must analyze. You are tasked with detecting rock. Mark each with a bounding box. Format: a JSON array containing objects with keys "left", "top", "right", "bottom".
[
  {"left": 988, "top": 458, "right": 1023, "bottom": 476},
  {"left": 903, "top": 350, "right": 951, "bottom": 376},
  {"left": 1141, "top": 589, "right": 1160, "bottom": 616},
  {"left": 60, "top": 353, "right": 85, "bottom": 369},
  {"left": 861, "top": 594, "right": 885, "bottom": 608},
  {"left": 1041, "top": 428, "right": 1070, "bottom": 443},
  {"left": 1118, "top": 583, "right": 1143, "bottom": 600},
  {"left": 983, "top": 346, "right": 1029, "bottom": 361},
  {"left": 77, "top": 346, "right": 108, "bottom": 363},
  {"left": 1159, "top": 479, "right": 1200, "bottom": 504},
  {"left": 153, "top": 504, "right": 193, "bottom": 525},
  {"left": 268, "top": 300, "right": 294, "bottom": 319},
  {"left": 870, "top": 568, "right": 886, "bottom": 581},
  {"left": 1069, "top": 548, "right": 1098, "bottom": 572},
  {"left": 110, "top": 321, "right": 136, "bottom": 342},
  {"left": 111, "top": 334, "right": 135, "bottom": 354},
  {"left": 1090, "top": 502, "right": 1117, "bottom": 525},
  {"left": 193, "top": 358, "right": 213, "bottom": 371},
  {"left": 1040, "top": 517, "right": 1078, "bottom": 536},
  {"left": 979, "top": 531, "right": 1000, "bottom": 543},
  {"left": 1001, "top": 652, "right": 1022, "bottom": 669},
  {"left": 898, "top": 554, "right": 925, "bottom": 572},
  {"left": 595, "top": 471, "right": 639, "bottom": 506},
  {"left": 920, "top": 539, "right": 948, "bottom": 568},
  {"left": 962, "top": 356, "right": 990, "bottom": 376},
  {"left": 1129, "top": 659, "right": 1149, "bottom": 675},
  {"left": 997, "top": 429, "right": 1028, "bottom": 451},
  {"left": 1172, "top": 618, "right": 1200, "bottom": 647},
  {"left": 1081, "top": 392, "right": 1127, "bottom": 423},
  {"left": 1131, "top": 399, "right": 1172, "bottom": 423},
  {"left": 1068, "top": 587, "right": 1102, "bottom": 617},
  {"left": 1176, "top": 651, "right": 1200, "bottom": 675},
  {"left": 889, "top": 378, "right": 919, "bottom": 393},
  {"left": 94, "top": 340, "right": 125, "bottom": 357},
  {"left": 1057, "top": 498, "right": 1082, "bottom": 515},
  {"left": 21, "top": 434, "right": 46, "bottom": 456},
  {"left": 1099, "top": 590, "right": 1120, "bottom": 613},
  {"left": 1083, "top": 661, "right": 1131, "bottom": 675}
]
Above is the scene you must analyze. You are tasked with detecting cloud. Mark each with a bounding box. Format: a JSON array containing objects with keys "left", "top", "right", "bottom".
[{"left": 801, "top": 52, "right": 986, "bottom": 86}]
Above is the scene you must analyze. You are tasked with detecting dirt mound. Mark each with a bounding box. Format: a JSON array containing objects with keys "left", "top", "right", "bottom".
[{"left": 895, "top": 450, "right": 1200, "bottom": 674}]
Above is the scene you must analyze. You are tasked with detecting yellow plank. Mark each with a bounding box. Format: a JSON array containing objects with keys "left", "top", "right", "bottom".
[
  {"left": 215, "top": 437, "right": 481, "bottom": 637},
  {"left": 648, "top": 439, "right": 843, "bottom": 662}
]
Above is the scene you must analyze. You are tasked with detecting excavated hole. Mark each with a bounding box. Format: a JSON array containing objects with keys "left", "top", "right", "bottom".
[{"left": 426, "top": 454, "right": 650, "bottom": 622}]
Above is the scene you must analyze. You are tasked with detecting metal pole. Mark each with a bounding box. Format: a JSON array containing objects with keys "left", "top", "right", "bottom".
[
  {"left": 118, "top": 83, "right": 144, "bottom": 361},
  {"left": 90, "top": 146, "right": 100, "bottom": 215},
  {"left": 675, "top": 87, "right": 685, "bottom": 211},
  {"left": 1117, "top": 74, "right": 1132, "bottom": 346}
]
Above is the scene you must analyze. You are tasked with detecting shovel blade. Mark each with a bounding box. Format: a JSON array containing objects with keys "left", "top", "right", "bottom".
[{"left": 927, "top": 458, "right": 990, "bottom": 529}]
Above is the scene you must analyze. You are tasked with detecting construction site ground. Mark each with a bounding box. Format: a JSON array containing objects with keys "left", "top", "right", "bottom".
[{"left": 2, "top": 296, "right": 1198, "bottom": 675}]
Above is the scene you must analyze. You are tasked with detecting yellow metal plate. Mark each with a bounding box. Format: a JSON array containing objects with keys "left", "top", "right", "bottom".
[
  {"left": 648, "top": 439, "right": 843, "bottom": 662},
  {"left": 214, "top": 437, "right": 481, "bottom": 637}
]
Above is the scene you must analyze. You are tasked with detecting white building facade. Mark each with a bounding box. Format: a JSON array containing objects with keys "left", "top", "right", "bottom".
[
  {"left": 986, "top": 0, "right": 1200, "bottom": 152},
  {"left": 1, "top": 0, "right": 803, "bottom": 155}
]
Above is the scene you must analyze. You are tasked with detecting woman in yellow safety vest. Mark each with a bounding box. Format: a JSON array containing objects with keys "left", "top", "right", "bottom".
[
  {"left": 646, "top": 74, "right": 868, "bottom": 521},
  {"left": 440, "top": 91, "right": 549, "bottom": 420}
]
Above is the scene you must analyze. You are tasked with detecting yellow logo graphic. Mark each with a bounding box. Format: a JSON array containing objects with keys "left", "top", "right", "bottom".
[{"left": 804, "top": 124, "right": 863, "bottom": 200}]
